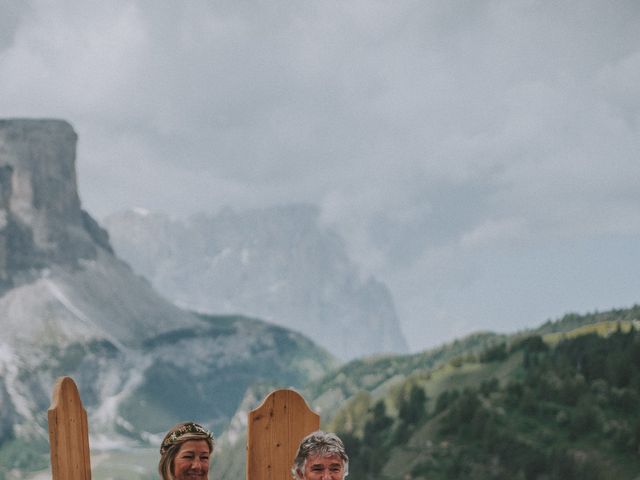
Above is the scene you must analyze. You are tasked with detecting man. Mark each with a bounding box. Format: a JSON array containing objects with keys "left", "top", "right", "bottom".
[{"left": 291, "top": 431, "right": 349, "bottom": 480}]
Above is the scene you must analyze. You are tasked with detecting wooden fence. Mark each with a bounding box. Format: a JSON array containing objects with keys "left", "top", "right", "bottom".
[
  {"left": 247, "top": 389, "right": 319, "bottom": 480},
  {"left": 48, "top": 377, "right": 92, "bottom": 480},
  {"left": 47, "top": 376, "right": 319, "bottom": 479}
]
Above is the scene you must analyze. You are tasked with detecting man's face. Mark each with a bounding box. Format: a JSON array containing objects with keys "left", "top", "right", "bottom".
[{"left": 299, "top": 453, "right": 345, "bottom": 480}]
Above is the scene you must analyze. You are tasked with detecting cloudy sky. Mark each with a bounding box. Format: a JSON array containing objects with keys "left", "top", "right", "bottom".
[{"left": 2, "top": 0, "right": 639, "bottom": 351}]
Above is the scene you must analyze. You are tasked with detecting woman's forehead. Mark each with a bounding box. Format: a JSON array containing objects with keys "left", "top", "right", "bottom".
[{"left": 177, "top": 439, "right": 211, "bottom": 453}]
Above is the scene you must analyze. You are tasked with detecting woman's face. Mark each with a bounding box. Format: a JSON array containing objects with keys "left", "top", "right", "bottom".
[{"left": 172, "top": 439, "right": 211, "bottom": 480}]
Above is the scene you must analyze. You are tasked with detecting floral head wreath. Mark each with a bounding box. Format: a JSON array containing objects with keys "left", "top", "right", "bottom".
[{"left": 160, "top": 422, "right": 215, "bottom": 454}]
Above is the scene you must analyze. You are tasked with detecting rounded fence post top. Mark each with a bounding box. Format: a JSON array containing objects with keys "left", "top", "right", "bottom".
[{"left": 49, "top": 376, "right": 81, "bottom": 411}]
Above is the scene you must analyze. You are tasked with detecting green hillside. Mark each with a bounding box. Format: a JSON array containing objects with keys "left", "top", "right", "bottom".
[
  {"left": 14, "top": 306, "right": 640, "bottom": 480},
  {"left": 306, "top": 331, "right": 508, "bottom": 415},
  {"left": 533, "top": 305, "right": 640, "bottom": 336},
  {"left": 324, "top": 307, "right": 640, "bottom": 480}
]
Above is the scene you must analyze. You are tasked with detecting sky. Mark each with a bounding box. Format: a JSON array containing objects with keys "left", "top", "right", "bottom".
[{"left": 1, "top": 0, "right": 639, "bottom": 352}]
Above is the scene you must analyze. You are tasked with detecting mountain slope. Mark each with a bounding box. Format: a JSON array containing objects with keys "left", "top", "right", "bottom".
[
  {"left": 0, "top": 119, "right": 337, "bottom": 478},
  {"left": 306, "top": 331, "right": 507, "bottom": 417},
  {"left": 319, "top": 306, "right": 640, "bottom": 480}
]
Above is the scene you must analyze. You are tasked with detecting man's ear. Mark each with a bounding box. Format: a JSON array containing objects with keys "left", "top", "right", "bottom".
[{"left": 296, "top": 467, "right": 304, "bottom": 479}]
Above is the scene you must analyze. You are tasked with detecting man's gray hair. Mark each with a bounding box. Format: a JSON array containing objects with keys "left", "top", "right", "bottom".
[{"left": 291, "top": 431, "right": 349, "bottom": 479}]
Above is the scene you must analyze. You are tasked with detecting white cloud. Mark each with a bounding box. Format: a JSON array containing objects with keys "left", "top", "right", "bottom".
[
  {"left": 460, "top": 218, "right": 528, "bottom": 250},
  {"left": 0, "top": 2, "right": 147, "bottom": 118}
]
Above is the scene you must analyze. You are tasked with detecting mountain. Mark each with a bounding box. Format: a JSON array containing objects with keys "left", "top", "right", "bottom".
[
  {"left": 306, "top": 306, "right": 640, "bottom": 480},
  {"left": 0, "top": 119, "right": 336, "bottom": 478},
  {"left": 103, "top": 205, "right": 408, "bottom": 360}
]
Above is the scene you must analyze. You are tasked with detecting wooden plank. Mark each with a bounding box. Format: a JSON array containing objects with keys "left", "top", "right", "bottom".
[
  {"left": 247, "top": 389, "right": 320, "bottom": 480},
  {"left": 48, "top": 376, "right": 92, "bottom": 480}
]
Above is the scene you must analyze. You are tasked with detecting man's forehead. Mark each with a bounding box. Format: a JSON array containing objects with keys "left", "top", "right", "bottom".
[{"left": 307, "top": 454, "right": 343, "bottom": 466}]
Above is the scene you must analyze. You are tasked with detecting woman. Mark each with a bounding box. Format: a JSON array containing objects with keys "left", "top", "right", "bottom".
[{"left": 159, "top": 421, "right": 215, "bottom": 480}]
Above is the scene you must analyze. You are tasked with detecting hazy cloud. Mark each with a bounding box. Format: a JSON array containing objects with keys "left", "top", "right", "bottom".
[{"left": 2, "top": 0, "right": 639, "bottom": 349}]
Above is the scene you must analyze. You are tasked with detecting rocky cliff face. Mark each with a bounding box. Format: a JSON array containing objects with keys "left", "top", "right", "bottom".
[
  {"left": 0, "top": 119, "right": 198, "bottom": 348},
  {"left": 0, "top": 119, "right": 336, "bottom": 477},
  {"left": 0, "top": 120, "right": 112, "bottom": 290},
  {"left": 104, "top": 205, "right": 409, "bottom": 360}
]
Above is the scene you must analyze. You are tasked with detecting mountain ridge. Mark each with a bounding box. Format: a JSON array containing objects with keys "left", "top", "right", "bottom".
[{"left": 103, "top": 204, "right": 408, "bottom": 360}]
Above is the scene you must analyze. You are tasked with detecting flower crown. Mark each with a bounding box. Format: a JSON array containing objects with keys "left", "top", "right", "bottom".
[{"left": 160, "top": 422, "right": 214, "bottom": 454}]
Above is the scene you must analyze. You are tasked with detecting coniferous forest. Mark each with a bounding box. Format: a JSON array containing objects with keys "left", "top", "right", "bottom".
[{"left": 335, "top": 324, "right": 640, "bottom": 479}]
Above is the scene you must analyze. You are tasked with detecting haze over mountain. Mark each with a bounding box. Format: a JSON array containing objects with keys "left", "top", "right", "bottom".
[
  {"left": 0, "top": 119, "right": 336, "bottom": 477},
  {"left": 103, "top": 205, "right": 409, "bottom": 360},
  {"left": 2, "top": 2, "right": 639, "bottom": 353}
]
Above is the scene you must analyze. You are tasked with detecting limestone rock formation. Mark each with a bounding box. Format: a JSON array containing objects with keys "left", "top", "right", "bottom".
[
  {"left": 0, "top": 119, "right": 111, "bottom": 290},
  {"left": 0, "top": 119, "right": 198, "bottom": 347}
]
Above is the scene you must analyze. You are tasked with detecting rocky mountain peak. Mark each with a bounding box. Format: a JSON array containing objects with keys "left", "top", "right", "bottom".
[
  {"left": 0, "top": 119, "right": 112, "bottom": 290},
  {"left": 105, "top": 204, "right": 409, "bottom": 360}
]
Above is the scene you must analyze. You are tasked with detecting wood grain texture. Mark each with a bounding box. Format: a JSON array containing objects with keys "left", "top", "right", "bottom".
[
  {"left": 247, "top": 389, "right": 320, "bottom": 480},
  {"left": 48, "top": 376, "right": 92, "bottom": 480}
]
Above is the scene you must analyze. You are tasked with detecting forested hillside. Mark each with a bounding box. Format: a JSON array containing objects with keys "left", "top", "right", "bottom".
[{"left": 320, "top": 309, "right": 640, "bottom": 479}]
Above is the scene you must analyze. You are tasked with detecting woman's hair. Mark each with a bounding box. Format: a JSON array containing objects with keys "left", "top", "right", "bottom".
[
  {"left": 291, "top": 431, "right": 349, "bottom": 479},
  {"left": 158, "top": 421, "right": 215, "bottom": 480}
]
